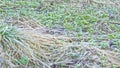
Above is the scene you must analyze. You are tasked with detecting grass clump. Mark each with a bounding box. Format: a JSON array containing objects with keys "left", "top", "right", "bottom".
[
  {"left": 0, "top": 23, "right": 20, "bottom": 50},
  {"left": 0, "top": 23, "right": 31, "bottom": 67}
]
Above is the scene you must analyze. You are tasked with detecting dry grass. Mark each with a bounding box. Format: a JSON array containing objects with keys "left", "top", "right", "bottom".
[{"left": 0, "top": 18, "right": 120, "bottom": 68}]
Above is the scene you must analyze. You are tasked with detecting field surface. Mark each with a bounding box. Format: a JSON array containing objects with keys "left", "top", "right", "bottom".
[{"left": 0, "top": 0, "right": 120, "bottom": 68}]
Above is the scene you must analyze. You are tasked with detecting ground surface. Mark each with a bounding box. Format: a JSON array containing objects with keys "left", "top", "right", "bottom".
[{"left": 0, "top": 0, "right": 120, "bottom": 68}]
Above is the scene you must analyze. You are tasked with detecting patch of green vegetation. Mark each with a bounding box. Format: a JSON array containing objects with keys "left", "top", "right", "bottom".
[
  {"left": 38, "top": 5, "right": 99, "bottom": 32},
  {"left": 1, "top": 0, "right": 120, "bottom": 35},
  {"left": 111, "top": 65, "right": 117, "bottom": 68},
  {"left": 18, "top": 56, "right": 28, "bottom": 65},
  {"left": 100, "top": 41, "right": 108, "bottom": 49},
  {"left": 100, "top": 55, "right": 107, "bottom": 67}
]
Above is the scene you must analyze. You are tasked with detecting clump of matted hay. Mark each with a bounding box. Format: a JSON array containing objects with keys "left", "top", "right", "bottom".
[
  {"left": 0, "top": 22, "right": 65, "bottom": 68},
  {"left": 0, "top": 19, "right": 120, "bottom": 68}
]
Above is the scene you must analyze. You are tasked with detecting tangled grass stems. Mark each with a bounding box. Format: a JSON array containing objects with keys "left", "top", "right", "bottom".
[
  {"left": 0, "top": 21, "right": 120, "bottom": 67},
  {"left": 0, "top": 22, "right": 120, "bottom": 67},
  {"left": 0, "top": 23, "right": 91, "bottom": 68},
  {"left": 0, "top": 23, "right": 38, "bottom": 67},
  {"left": 0, "top": 23, "right": 66, "bottom": 67}
]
